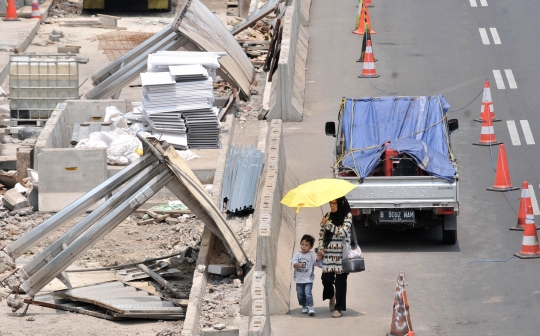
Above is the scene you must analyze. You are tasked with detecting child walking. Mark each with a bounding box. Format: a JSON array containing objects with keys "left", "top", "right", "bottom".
[{"left": 292, "top": 234, "right": 321, "bottom": 316}]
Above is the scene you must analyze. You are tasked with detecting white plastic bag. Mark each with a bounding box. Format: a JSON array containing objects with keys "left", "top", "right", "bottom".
[
  {"left": 104, "top": 106, "right": 128, "bottom": 129},
  {"left": 176, "top": 150, "right": 201, "bottom": 161}
]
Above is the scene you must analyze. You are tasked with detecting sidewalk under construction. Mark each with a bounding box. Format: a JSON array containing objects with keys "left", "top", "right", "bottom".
[{"left": 0, "top": 135, "right": 250, "bottom": 303}]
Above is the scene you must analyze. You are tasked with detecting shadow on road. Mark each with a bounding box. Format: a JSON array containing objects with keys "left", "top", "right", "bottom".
[
  {"left": 355, "top": 223, "right": 461, "bottom": 253},
  {"left": 289, "top": 307, "right": 366, "bottom": 319}
]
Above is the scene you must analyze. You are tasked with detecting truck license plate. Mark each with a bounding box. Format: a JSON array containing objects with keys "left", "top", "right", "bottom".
[{"left": 379, "top": 210, "right": 415, "bottom": 222}]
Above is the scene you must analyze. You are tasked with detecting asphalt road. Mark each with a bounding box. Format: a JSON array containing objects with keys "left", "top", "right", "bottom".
[{"left": 272, "top": 0, "right": 540, "bottom": 335}]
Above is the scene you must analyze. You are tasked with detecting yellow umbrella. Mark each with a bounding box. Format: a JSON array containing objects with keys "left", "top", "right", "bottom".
[{"left": 280, "top": 178, "right": 357, "bottom": 213}]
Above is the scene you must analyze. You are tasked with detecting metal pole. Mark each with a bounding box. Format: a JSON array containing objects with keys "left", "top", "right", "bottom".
[
  {"left": 21, "top": 170, "right": 174, "bottom": 296},
  {"left": 13, "top": 163, "right": 165, "bottom": 285},
  {"left": 4, "top": 153, "right": 158, "bottom": 259}
]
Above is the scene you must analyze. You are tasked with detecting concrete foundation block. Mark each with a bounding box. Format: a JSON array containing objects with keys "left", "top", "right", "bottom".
[
  {"left": 57, "top": 46, "right": 80, "bottom": 54},
  {"left": 37, "top": 148, "right": 108, "bottom": 212},
  {"left": 3, "top": 189, "right": 30, "bottom": 211},
  {"left": 208, "top": 264, "right": 236, "bottom": 276},
  {"left": 52, "top": 29, "right": 64, "bottom": 38},
  {"left": 0, "top": 156, "right": 16, "bottom": 170},
  {"left": 201, "top": 327, "right": 239, "bottom": 336},
  {"left": 16, "top": 147, "right": 33, "bottom": 180},
  {"left": 49, "top": 34, "right": 61, "bottom": 42}
]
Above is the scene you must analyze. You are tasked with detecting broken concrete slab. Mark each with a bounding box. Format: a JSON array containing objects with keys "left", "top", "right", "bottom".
[
  {"left": 2, "top": 188, "right": 29, "bottom": 211},
  {"left": 201, "top": 326, "right": 239, "bottom": 336},
  {"left": 208, "top": 264, "right": 236, "bottom": 276},
  {"left": 0, "top": 156, "right": 16, "bottom": 170},
  {"left": 58, "top": 46, "right": 80, "bottom": 53}
]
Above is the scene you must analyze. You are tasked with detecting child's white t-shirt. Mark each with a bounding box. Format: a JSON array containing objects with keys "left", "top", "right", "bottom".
[{"left": 291, "top": 251, "right": 317, "bottom": 284}]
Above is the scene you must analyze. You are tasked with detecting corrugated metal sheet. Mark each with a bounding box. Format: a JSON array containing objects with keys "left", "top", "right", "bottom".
[
  {"left": 176, "top": 0, "right": 254, "bottom": 97},
  {"left": 52, "top": 281, "right": 185, "bottom": 317}
]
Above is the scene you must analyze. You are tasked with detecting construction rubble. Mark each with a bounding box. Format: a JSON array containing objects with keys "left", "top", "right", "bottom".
[{"left": 0, "top": 0, "right": 305, "bottom": 334}]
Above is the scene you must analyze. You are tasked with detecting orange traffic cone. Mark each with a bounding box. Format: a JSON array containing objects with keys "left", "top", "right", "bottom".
[
  {"left": 2, "top": 0, "right": 20, "bottom": 21},
  {"left": 473, "top": 102, "right": 502, "bottom": 146},
  {"left": 514, "top": 205, "right": 540, "bottom": 259},
  {"left": 356, "top": 24, "right": 377, "bottom": 62},
  {"left": 365, "top": 0, "right": 374, "bottom": 7},
  {"left": 353, "top": 2, "right": 376, "bottom": 35},
  {"left": 487, "top": 144, "right": 519, "bottom": 191},
  {"left": 475, "top": 80, "right": 500, "bottom": 122},
  {"left": 387, "top": 272, "right": 413, "bottom": 336},
  {"left": 510, "top": 182, "right": 540, "bottom": 230},
  {"left": 31, "top": 0, "right": 42, "bottom": 22},
  {"left": 358, "top": 40, "right": 379, "bottom": 78}
]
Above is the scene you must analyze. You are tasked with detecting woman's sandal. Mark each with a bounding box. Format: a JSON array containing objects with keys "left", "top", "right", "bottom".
[{"left": 332, "top": 310, "right": 342, "bottom": 318}]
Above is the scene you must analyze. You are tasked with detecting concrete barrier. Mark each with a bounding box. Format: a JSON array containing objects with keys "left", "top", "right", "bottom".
[
  {"left": 241, "top": 120, "right": 296, "bottom": 323},
  {"left": 266, "top": 0, "right": 310, "bottom": 122},
  {"left": 247, "top": 272, "right": 271, "bottom": 336},
  {"left": 34, "top": 100, "right": 126, "bottom": 212}
]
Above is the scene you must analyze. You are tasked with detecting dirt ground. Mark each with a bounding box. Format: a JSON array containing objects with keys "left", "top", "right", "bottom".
[{"left": 0, "top": 0, "right": 270, "bottom": 333}]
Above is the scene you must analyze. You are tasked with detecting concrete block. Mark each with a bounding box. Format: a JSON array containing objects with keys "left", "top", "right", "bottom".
[
  {"left": 52, "top": 29, "right": 64, "bottom": 38},
  {"left": 57, "top": 46, "right": 80, "bottom": 54},
  {"left": 201, "top": 326, "right": 239, "bottom": 336},
  {"left": 3, "top": 189, "right": 30, "bottom": 211},
  {"left": 208, "top": 264, "right": 236, "bottom": 276},
  {"left": 0, "top": 156, "right": 16, "bottom": 170},
  {"left": 49, "top": 34, "right": 61, "bottom": 42},
  {"left": 16, "top": 147, "right": 33, "bottom": 179},
  {"left": 37, "top": 148, "right": 108, "bottom": 212}
]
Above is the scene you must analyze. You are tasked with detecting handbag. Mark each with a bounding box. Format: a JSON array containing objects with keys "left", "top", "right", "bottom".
[{"left": 341, "top": 223, "right": 365, "bottom": 273}]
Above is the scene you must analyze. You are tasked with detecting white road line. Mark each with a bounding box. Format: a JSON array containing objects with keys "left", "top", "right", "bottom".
[
  {"left": 505, "top": 69, "right": 517, "bottom": 89},
  {"left": 529, "top": 184, "right": 540, "bottom": 215},
  {"left": 479, "top": 28, "right": 490, "bottom": 44},
  {"left": 490, "top": 28, "right": 501, "bottom": 44},
  {"left": 469, "top": 0, "right": 477, "bottom": 7},
  {"left": 480, "top": 0, "right": 488, "bottom": 6},
  {"left": 493, "top": 70, "right": 505, "bottom": 89},
  {"left": 520, "top": 120, "right": 535, "bottom": 145},
  {"left": 506, "top": 121, "right": 521, "bottom": 146}
]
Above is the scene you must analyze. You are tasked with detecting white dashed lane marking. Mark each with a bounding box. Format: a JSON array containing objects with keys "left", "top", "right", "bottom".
[
  {"left": 505, "top": 69, "right": 517, "bottom": 89},
  {"left": 528, "top": 184, "right": 540, "bottom": 215},
  {"left": 506, "top": 121, "right": 521, "bottom": 146},
  {"left": 493, "top": 70, "right": 505, "bottom": 89},
  {"left": 480, "top": 0, "right": 488, "bottom": 6},
  {"left": 469, "top": 0, "right": 477, "bottom": 7},
  {"left": 520, "top": 120, "right": 535, "bottom": 145},
  {"left": 479, "top": 28, "right": 490, "bottom": 44},
  {"left": 490, "top": 28, "right": 501, "bottom": 44}
]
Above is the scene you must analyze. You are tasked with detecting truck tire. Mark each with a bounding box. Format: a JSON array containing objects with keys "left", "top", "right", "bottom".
[{"left": 442, "top": 214, "right": 457, "bottom": 244}]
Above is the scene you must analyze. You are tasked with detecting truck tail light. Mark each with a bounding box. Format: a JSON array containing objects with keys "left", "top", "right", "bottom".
[{"left": 435, "top": 207, "right": 454, "bottom": 215}]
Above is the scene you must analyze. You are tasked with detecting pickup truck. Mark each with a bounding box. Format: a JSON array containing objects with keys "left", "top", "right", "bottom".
[{"left": 325, "top": 96, "right": 459, "bottom": 244}]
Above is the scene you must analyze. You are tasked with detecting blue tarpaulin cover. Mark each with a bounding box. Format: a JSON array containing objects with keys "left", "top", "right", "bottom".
[{"left": 339, "top": 95, "right": 456, "bottom": 181}]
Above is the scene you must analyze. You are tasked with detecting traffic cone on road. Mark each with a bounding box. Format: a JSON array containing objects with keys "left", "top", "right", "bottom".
[
  {"left": 365, "top": 0, "right": 374, "bottom": 7},
  {"left": 353, "top": 2, "right": 376, "bottom": 35},
  {"left": 514, "top": 205, "right": 540, "bottom": 259},
  {"left": 510, "top": 182, "right": 540, "bottom": 230},
  {"left": 487, "top": 144, "right": 519, "bottom": 191},
  {"left": 387, "top": 272, "right": 413, "bottom": 336},
  {"left": 473, "top": 102, "right": 502, "bottom": 146},
  {"left": 475, "top": 80, "right": 500, "bottom": 122},
  {"left": 2, "top": 0, "right": 20, "bottom": 21},
  {"left": 30, "top": 0, "right": 42, "bottom": 22},
  {"left": 356, "top": 24, "right": 377, "bottom": 62},
  {"left": 358, "top": 40, "right": 379, "bottom": 78}
]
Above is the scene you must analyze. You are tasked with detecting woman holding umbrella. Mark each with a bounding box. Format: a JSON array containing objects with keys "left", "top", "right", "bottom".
[{"left": 317, "top": 196, "right": 352, "bottom": 318}]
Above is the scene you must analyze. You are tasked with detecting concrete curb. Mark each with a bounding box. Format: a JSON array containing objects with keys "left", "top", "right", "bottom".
[
  {"left": 266, "top": 0, "right": 311, "bottom": 122},
  {"left": 182, "top": 113, "right": 237, "bottom": 336},
  {"left": 181, "top": 227, "right": 216, "bottom": 336}
]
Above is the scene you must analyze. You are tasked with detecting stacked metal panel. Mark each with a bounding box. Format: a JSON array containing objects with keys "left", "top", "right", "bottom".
[
  {"left": 140, "top": 52, "right": 224, "bottom": 149},
  {"left": 221, "top": 146, "right": 264, "bottom": 215}
]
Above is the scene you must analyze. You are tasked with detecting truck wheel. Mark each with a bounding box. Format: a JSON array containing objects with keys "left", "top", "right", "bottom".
[
  {"left": 442, "top": 214, "right": 457, "bottom": 244},
  {"left": 442, "top": 228, "right": 457, "bottom": 244}
]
